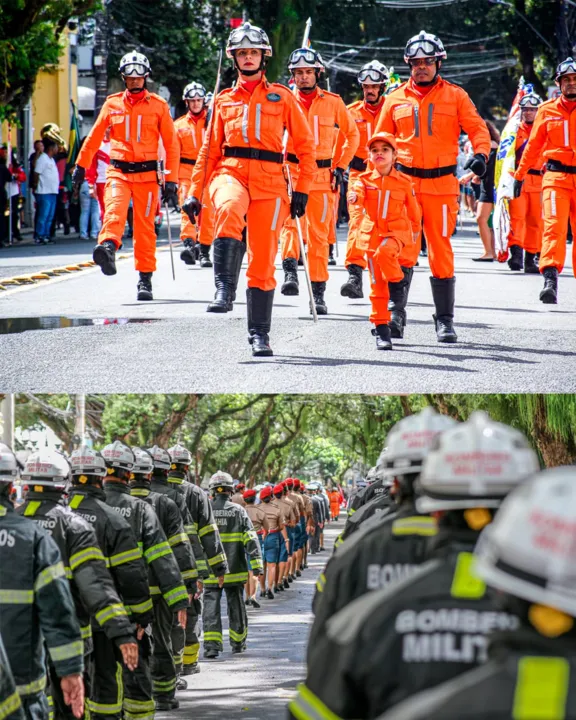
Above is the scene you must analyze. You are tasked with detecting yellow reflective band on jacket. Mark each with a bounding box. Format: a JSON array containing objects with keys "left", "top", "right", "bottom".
[
  {"left": 96, "top": 603, "right": 129, "bottom": 626},
  {"left": 391, "top": 516, "right": 437, "bottom": 537},
  {"left": 23, "top": 501, "right": 41, "bottom": 516},
  {"left": 69, "top": 495, "right": 84, "bottom": 509},
  {"left": 123, "top": 698, "right": 155, "bottom": 714},
  {"left": 34, "top": 561, "right": 66, "bottom": 592},
  {"left": 513, "top": 657, "right": 570, "bottom": 719},
  {"left": 251, "top": 558, "right": 263, "bottom": 570},
  {"left": 0, "top": 590, "right": 34, "bottom": 604},
  {"left": 149, "top": 586, "right": 161, "bottom": 596},
  {"left": 243, "top": 530, "right": 258, "bottom": 544},
  {"left": 173, "top": 649, "right": 184, "bottom": 664},
  {"left": 80, "top": 625, "right": 92, "bottom": 640},
  {"left": 184, "top": 643, "right": 200, "bottom": 664},
  {"left": 208, "top": 553, "right": 226, "bottom": 567},
  {"left": 334, "top": 535, "right": 343, "bottom": 549},
  {"left": 153, "top": 678, "right": 176, "bottom": 691},
  {"left": 450, "top": 552, "right": 486, "bottom": 599},
  {"left": 0, "top": 507, "right": 6, "bottom": 516},
  {"left": 168, "top": 532, "right": 188, "bottom": 547},
  {"left": 204, "top": 572, "right": 248, "bottom": 585},
  {"left": 220, "top": 533, "right": 243, "bottom": 542},
  {"left": 316, "top": 573, "right": 327, "bottom": 594},
  {"left": 16, "top": 675, "right": 47, "bottom": 698},
  {"left": 197, "top": 559, "right": 208, "bottom": 571},
  {"left": 47, "top": 693, "right": 54, "bottom": 720},
  {"left": 109, "top": 547, "right": 143, "bottom": 567},
  {"left": 49, "top": 640, "right": 84, "bottom": 663},
  {"left": 182, "top": 568, "right": 198, "bottom": 580},
  {"left": 144, "top": 541, "right": 172, "bottom": 564},
  {"left": 348, "top": 508, "right": 356, "bottom": 516},
  {"left": 184, "top": 523, "right": 197, "bottom": 536},
  {"left": 88, "top": 700, "right": 123, "bottom": 715},
  {"left": 198, "top": 523, "right": 219, "bottom": 538},
  {"left": 289, "top": 683, "right": 343, "bottom": 720},
  {"left": 65, "top": 567, "right": 73, "bottom": 579},
  {"left": 229, "top": 628, "right": 247, "bottom": 643},
  {"left": 69, "top": 546, "right": 106, "bottom": 571},
  {"left": 164, "top": 585, "right": 188, "bottom": 607},
  {"left": 126, "top": 598, "right": 153, "bottom": 614},
  {"left": 130, "top": 489, "right": 150, "bottom": 498},
  {"left": 0, "top": 690, "right": 22, "bottom": 718},
  {"left": 203, "top": 632, "right": 223, "bottom": 642},
  {"left": 168, "top": 476, "right": 183, "bottom": 485}
]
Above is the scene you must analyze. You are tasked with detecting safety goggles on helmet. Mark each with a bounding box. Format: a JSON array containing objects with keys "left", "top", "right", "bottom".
[
  {"left": 226, "top": 23, "right": 273, "bottom": 58},
  {"left": 519, "top": 93, "right": 542, "bottom": 108},
  {"left": 556, "top": 57, "right": 576, "bottom": 81},
  {"left": 70, "top": 446, "right": 107, "bottom": 478},
  {"left": 121, "top": 63, "right": 149, "bottom": 77},
  {"left": 183, "top": 82, "right": 206, "bottom": 100},
  {"left": 22, "top": 451, "right": 70, "bottom": 487},
  {"left": 358, "top": 62, "right": 389, "bottom": 85},
  {"left": 119, "top": 51, "right": 151, "bottom": 76},
  {"left": 288, "top": 47, "right": 324, "bottom": 70},
  {"left": 0, "top": 443, "right": 18, "bottom": 479},
  {"left": 404, "top": 31, "right": 446, "bottom": 62}
]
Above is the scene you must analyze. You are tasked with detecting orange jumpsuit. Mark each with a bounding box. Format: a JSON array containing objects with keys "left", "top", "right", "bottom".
[
  {"left": 174, "top": 110, "right": 214, "bottom": 247},
  {"left": 348, "top": 167, "right": 421, "bottom": 324},
  {"left": 280, "top": 89, "right": 359, "bottom": 282},
  {"left": 508, "top": 121, "right": 544, "bottom": 254},
  {"left": 515, "top": 96, "right": 576, "bottom": 275},
  {"left": 376, "top": 77, "right": 490, "bottom": 278},
  {"left": 190, "top": 77, "right": 316, "bottom": 292},
  {"left": 336, "top": 98, "right": 385, "bottom": 269},
  {"left": 77, "top": 90, "right": 179, "bottom": 273}
]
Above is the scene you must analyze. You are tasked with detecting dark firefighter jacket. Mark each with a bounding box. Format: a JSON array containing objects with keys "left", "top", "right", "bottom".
[
  {"left": 0, "top": 498, "right": 83, "bottom": 701},
  {"left": 0, "top": 631, "right": 24, "bottom": 720}
]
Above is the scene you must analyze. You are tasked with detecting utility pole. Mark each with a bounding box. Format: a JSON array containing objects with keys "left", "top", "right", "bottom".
[
  {"left": 73, "top": 394, "right": 86, "bottom": 449},
  {"left": 1, "top": 395, "right": 15, "bottom": 448},
  {"left": 93, "top": 3, "right": 110, "bottom": 114}
]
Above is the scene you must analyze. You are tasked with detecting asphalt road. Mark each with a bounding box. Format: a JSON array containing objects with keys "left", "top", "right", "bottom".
[
  {"left": 156, "top": 518, "right": 340, "bottom": 720},
  {"left": 0, "top": 213, "right": 574, "bottom": 392}
]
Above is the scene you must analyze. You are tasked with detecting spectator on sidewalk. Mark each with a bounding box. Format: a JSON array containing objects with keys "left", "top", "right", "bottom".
[
  {"left": 8, "top": 151, "right": 26, "bottom": 242},
  {"left": 79, "top": 138, "right": 102, "bottom": 241},
  {"left": 0, "top": 146, "right": 12, "bottom": 248},
  {"left": 28, "top": 139, "right": 44, "bottom": 238},
  {"left": 33, "top": 138, "right": 60, "bottom": 244}
]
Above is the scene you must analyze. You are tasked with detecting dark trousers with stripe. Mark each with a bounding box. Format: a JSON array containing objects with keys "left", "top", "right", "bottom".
[
  {"left": 151, "top": 597, "right": 177, "bottom": 700},
  {"left": 48, "top": 654, "right": 93, "bottom": 720},
  {"left": 202, "top": 585, "right": 247, "bottom": 652}
]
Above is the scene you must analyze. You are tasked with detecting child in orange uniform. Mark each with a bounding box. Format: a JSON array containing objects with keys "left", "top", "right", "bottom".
[{"left": 347, "top": 132, "right": 421, "bottom": 350}]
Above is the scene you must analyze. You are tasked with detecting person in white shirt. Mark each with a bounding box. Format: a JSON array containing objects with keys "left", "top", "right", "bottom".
[{"left": 33, "top": 138, "right": 60, "bottom": 244}]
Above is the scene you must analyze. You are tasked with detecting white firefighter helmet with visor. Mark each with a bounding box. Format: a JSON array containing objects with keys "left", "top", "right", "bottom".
[
  {"left": 22, "top": 450, "right": 70, "bottom": 488},
  {"left": 131, "top": 447, "right": 154, "bottom": 476},
  {"left": 101, "top": 441, "right": 135, "bottom": 472},
  {"left": 404, "top": 30, "right": 447, "bottom": 62},
  {"left": 226, "top": 22, "right": 273, "bottom": 59},
  {"left": 182, "top": 82, "right": 207, "bottom": 101},
  {"left": 147, "top": 445, "right": 172, "bottom": 471},
  {"left": 358, "top": 60, "right": 390, "bottom": 85},
  {"left": 119, "top": 51, "right": 151, "bottom": 77},
  {"left": 168, "top": 443, "right": 192, "bottom": 466},
  {"left": 519, "top": 92, "right": 543, "bottom": 108},
  {"left": 288, "top": 47, "right": 325, "bottom": 71},
  {"left": 70, "top": 446, "right": 107, "bottom": 478},
  {"left": 556, "top": 57, "right": 576, "bottom": 81},
  {"left": 209, "top": 470, "right": 235, "bottom": 493}
]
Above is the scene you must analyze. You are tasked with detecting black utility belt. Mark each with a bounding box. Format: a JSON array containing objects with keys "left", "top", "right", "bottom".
[
  {"left": 224, "top": 146, "right": 283, "bottom": 164},
  {"left": 110, "top": 159, "right": 157, "bottom": 173},
  {"left": 527, "top": 169, "right": 542, "bottom": 176},
  {"left": 180, "top": 157, "right": 196, "bottom": 166},
  {"left": 286, "top": 154, "right": 332, "bottom": 169},
  {"left": 350, "top": 155, "right": 367, "bottom": 172},
  {"left": 396, "top": 163, "right": 457, "bottom": 179},
  {"left": 546, "top": 160, "right": 576, "bottom": 174}
]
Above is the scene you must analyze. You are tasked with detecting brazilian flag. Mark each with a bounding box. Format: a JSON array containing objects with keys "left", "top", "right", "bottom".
[{"left": 65, "top": 100, "right": 81, "bottom": 191}]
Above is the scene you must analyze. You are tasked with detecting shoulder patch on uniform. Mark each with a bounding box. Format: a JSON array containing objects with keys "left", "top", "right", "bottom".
[{"left": 267, "top": 92, "right": 282, "bottom": 102}]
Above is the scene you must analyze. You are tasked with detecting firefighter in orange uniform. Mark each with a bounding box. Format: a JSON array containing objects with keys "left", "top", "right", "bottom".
[
  {"left": 73, "top": 51, "right": 179, "bottom": 302},
  {"left": 184, "top": 23, "right": 316, "bottom": 357},
  {"left": 376, "top": 31, "right": 490, "bottom": 342},
  {"left": 279, "top": 47, "right": 359, "bottom": 315},
  {"left": 348, "top": 132, "right": 421, "bottom": 350},
  {"left": 339, "top": 61, "right": 389, "bottom": 300},
  {"left": 514, "top": 57, "right": 576, "bottom": 305},
  {"left": 507, "top": 93, "right": 545, "bottom": 274},
  {"left": 175, "top": 82, "right": 215, "bottom": 269}
]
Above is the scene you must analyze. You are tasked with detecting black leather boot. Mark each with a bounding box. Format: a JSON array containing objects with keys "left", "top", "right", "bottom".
[
  {"left": 137, "top": 272, "right": 153, "bottom": 301},
  {"left": 430, "top": 276, "right": 458, "bottom": 343},
  {"left": 180, "top": 238, "right": 196, "bottom": 265},
  {"left": 507, "top": 244, "right": 523, "bottom": 271},
  {"left": 281, "top": 258, "right": 299, "bottom": 296},
  {"left": 199, "top": 244, "right": 213, "bottom": 268},
  {"left": 229, "top": 239, "right": 247, "bottom": 309},
  {"left": 539, "top": 267, "right": 558, "bottom": 304},
  {"left": 311, "top": 281, "right": 328, "bottom": 315},
  {"left": 524, "top": 251, "right": 539, "bottom": 274},
  {"left": 372, "top": 324, "right": 393, "bottom": 350},
  {"left": 207, "top": 237, "right": 244, "bottom": 313},
  {"left": 247, "top": 287, "right": 274, "bottom": 357},
  {"left": 388, "top": 266, "right": 413, "bottom": 338},
  {"left": 328, "top": 244, "right": 337, "bottom": 266},
  {"left": 340, "top": 264, "right": 363, "bottom": 299},
  {"left": 93, "top": 240, "right": 117, "bottom": 276}
]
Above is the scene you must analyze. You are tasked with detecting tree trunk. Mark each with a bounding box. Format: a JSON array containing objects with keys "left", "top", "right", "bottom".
[{"left": 531, "top": 395, "right": 576, "bottom": 467}]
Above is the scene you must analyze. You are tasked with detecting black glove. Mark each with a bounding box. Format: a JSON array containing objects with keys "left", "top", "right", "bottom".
[
  {"left": 513, "top": 179, "right": 524, "bottom": 199},
  {"left": 182, "top": 195, "right": 202, "bottom": 221},
  {"left": 162, "top": 181, "right": 178, "bottom": 204},
  {"left": 290, "top": 191, "right": 308, "bottom": 219},
  {"left": 331, "top": 167, "right": 345, "bottom": 191},
  {"left": 464, "top": 153, "right": 487, "bottom": 178},
  {"left": 71, "top": 165, "right": 85, "bottom": 191}
]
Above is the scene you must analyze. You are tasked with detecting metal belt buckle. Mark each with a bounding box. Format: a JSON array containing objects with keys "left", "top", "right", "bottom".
[
  {"left": 249, "top": 148, "right": 260, "bottom": 160},
  {"left": 128, "top": 161, "right": 137, "bottom": 173}
]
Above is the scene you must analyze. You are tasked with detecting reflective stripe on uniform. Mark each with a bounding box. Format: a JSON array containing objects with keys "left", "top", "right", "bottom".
[
  {"left": 382, "top": 190, "right": 390, "bottom": 219},
  {"left": 198, "top": 523, "right": 219, "bottom": 539},
  {"left": 184, "top": 643, "right": 200, "bottom": 664},
  {"left": 131, "top": 489, "right": 150, "bottom": 498},
  {"left": 137, "top": 115, "right": 142, "bottom": 144},
  {"left": 149, "top": 586, "right": 161, "bottom": 595},
  {"left": 184, "top": 524, "right": 197, "bottom": 536},
  {"left": 197, "top": 559, "right": 209, "bottom": 571},
  {"left": 0, "top": 590, "right": 34, "bottom": 604},
  {"left": 109, "top": 547, "right": 143, "bottom": 567},
  {"left": 450, "top": 552, "right": 486, "bottom": 599},
  {"left": 271, "top": 197, "right": 281, "bottom": 231},
  {"left": 204, "top": 572, "right": 248, "bottom": 584},
  {"left": 208, "top": 553, "right": 227, "bottom": 567},
  {"left": 513, "top": 657, "right": 569, "bottom": 719},
  {"left": 81, "top": 624, "right": 92, "bottom": 640},
  {"left": 316, "top": 572, "right": 326, "bottom": 593},
  {"left": 34, "top": 561, "right": 66, "bottom": 592},
  {"left": 551, "top": 190, "right": 557, "bottom": 217},
  {"left": 289, "top": 683, "right": 343, "bottom": 720},
  {"left": 124, "top": 698, "right": 156, "bottom": 715},
  {"left": 126, "top": 598, "right": 153, "bottom": 614},
  {"left": 564, "top": 120, "right": 569, "bottom": 147},
  {"left": 442, "top": 204, "right": 448, "bottom": 237},
  {"left": 203, "top": 631, "right": 223, "bottom": 642},
  {"left": 0, "top": 690, "right": 22, "bottom": 718},
  {"left": 16, "top": 675, "right": 46, "bottom": 698},
  {"left": 145, "top": 192, "right": 153, "bottom": 218},
  {"left": 70, "top": 546, "right": 106, "bottom": 570},
  {"left": 320, "top": 194, "right": 328, "bottom": 224},
  {"left": 49, "top": 640, "right": 84, "bottom": 662},
  {"left": 242, "top": 104, "right": 249, "bottom": 144},
  {"left": 229, "top": 628, "right": 247, "bottom": 643},
  {"left": 219, "top": 532, "right": 243, "bottom": 542},
  {"left": 168, "top": 532, "right": 188, "bottom": 547},
  {"left": 69, "top": 494, "right": 84, "bottom": 509},
  {"left": 23, "top": 501, "right": 41, "bottom": 516},
  {"left": 153, "top": 678, "right": 176, "bottom": 692},
  {"left": 164, "top": 585, "right": 188, "bottom": 606},
  {"left": 88, "top": 700, "right": 123, "bottom": 715},
  {"left": 144, "top": 541, "right": 172, "bottom": 564},
  {"left": 391, "top": 516, "right": 437, "bottom": 537},
  {"left": 182, "top": 568, "right": 198, "bottom": 580},
  {"left": 251, "top": 558, "right": 264, "bottom": 570},
  {"left": 243, "top": 530, "right": 258, "bottom": 543},
  {"left": 96, "top": 603, "right": 129, "bottom": 625},
  {"left": 255, "top": 104, "right": 262, "bottom": 142}
]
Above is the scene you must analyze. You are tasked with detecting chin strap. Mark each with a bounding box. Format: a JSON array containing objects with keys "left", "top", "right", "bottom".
[
  {"left": 233, "top": 52, "right": 267, "bottom": 76},
  {"left": 414, "top": 64, "right": 440, "bottom": 87}
]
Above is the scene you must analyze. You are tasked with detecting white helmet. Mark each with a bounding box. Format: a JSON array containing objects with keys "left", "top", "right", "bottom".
[
  {"left": 101, "top": 441, "right": 135, "bottom": 472},
  {"left": 70, "top": 446, "right": 107, "bottom": 478},
  {"left": 22, "top": 450, "right": 70, "bottom": 488},
  {"left": 209, "top": 470, "right": 235, "bottom": 492},
  {"left": 0, "top": 443, "right": 18, "bottom": 480},
  {"left": 556, "top": 56, "right": 576, "bottom": 81},
  {"left": 147, "top": 445, "right": 171, "bottom": 471},
  {"left": 168, "top": 443, "right": 192, "bottom": 466},
  {"left": 475, "top": 466, "right": 576, "bottom": 617},
  {"left": 183, "top": 82, "right": 206, "bottom": 101},
  {"left": 383, "top": 407, "right": 458, "bottom": 478},
  {"left": 519, "top": 92, "right": 543, "bottom": 108},
  {"left": 131, "top": 447, "right": 154, "bottom": 476},
  {"left": 226, "top": 22, "right": 272, "bottom": 59},
  {"left": 365, "top": 467, "right": 378, "bottom": 484},
  {"left": 417, "top": 411, "right": 540, "bottom": 513},
  {"left": 119, "top": 51, "right": 151, "bottom": 77},
  {"left": 404, "top": 30, "right": 447, "bottom": 62},
  {"left": 288, "top": 47, "right": 325, "bottom": 71},
  {"left": 358, "top": 60, "right": 389, "bottom": 85}
]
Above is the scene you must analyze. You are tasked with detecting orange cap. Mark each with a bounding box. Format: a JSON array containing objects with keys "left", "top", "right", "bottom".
[{"left": 367, "top": 131, "right": 397, "bottom": 152}]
